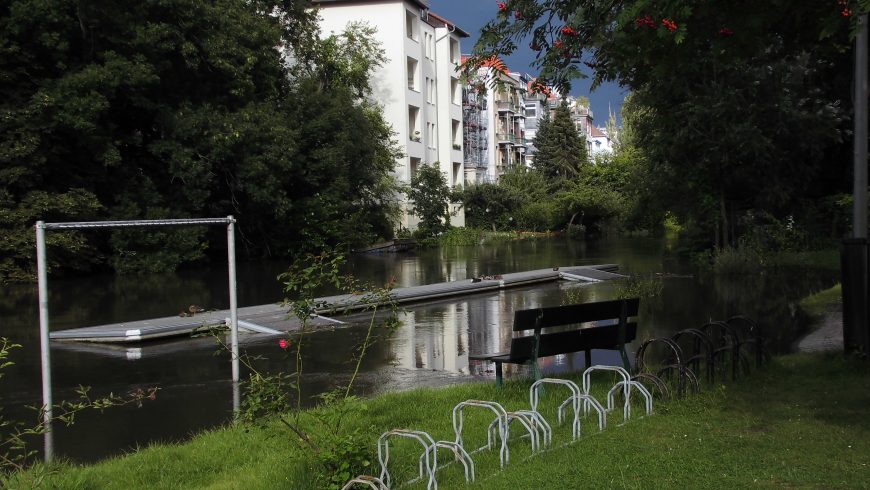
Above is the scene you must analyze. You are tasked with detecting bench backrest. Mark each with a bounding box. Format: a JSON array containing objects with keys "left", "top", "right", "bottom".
[{"left": 508, "top": 298, "right": 640, "bottom": 362}]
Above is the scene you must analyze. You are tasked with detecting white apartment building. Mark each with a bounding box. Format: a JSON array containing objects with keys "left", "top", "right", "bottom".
[
  {"left": 462, "top": 63, "right": 528, "bottom": 183},
  {"left": 314, "top": 0, "right": 467, "bottom": 229}
]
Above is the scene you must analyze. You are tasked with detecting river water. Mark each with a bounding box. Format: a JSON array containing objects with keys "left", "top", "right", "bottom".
[{"left": 0, "top": 236, "right": 838, "bottom": 463}]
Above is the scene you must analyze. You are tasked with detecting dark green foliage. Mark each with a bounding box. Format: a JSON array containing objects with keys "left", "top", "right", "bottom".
[
  {"left": 408, "top": 164, "right": 451, "bottom": 238},
  {"left": 532, "top": 102, "right": 588, "bottom": 182},
  {"left": 0, "top": 2, "right": 400, "bottom": 281},
  {"left": 468, "top": 0, "right": 859, "bottom": 248}
]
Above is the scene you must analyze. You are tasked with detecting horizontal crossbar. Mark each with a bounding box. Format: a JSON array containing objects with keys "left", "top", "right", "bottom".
[{"left": 38, "top": 217, "right": 234, "bottom": 230}]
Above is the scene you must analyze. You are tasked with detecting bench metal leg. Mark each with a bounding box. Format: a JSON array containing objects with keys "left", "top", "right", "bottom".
[
  {"left": 584, "top": 349, "right": 591, "bottom": 369},
  {"left": 495, "top": 362, "right": 503, "bottom": 389},
  {"left": 619, "top": 346, "right": 631, "bottom": 371}
]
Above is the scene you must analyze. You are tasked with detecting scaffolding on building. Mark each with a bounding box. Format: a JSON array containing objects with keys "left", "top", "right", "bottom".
[{"left": 462, "top": 85, "right": 488, "bottom": 181}]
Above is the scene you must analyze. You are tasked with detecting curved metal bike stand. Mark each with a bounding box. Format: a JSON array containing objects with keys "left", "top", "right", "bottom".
[
  {"left": 632, "top": 372, "right": 671, "bottom": 402},
  {"left": 418, "top": 440, "right": 476, "bottom": 483},
  {"left": 701, "top": 321, "right": 743, "bottom": 381},
  {"left": 377, "top": 429, "right": 437, "bottom": 490},
  {"left": 672, "top": 328, "right": 715, "bottom": 384},
  {"left": 341, "top": 475, "right": 388, "bottom": 490},
  {"left": 487, "top": 411, "right": 541, "bottom": 452},
  {"left": 607, "top": 380, "right": 654, "bottom": 418},
  {"left": 513, "top": 409, "right": 552, "bottom": 448},
  {"left": 530, "top": 377, "right": 604, "bottom": 439},
  {"left": 636, "top": 337, "right": 693, "bottom": 397},
  {"left": 583, "top": 365, "right": 632, "bottom": 422},
  {"left": 727, "top": 315, "right": 767, "bottom": 370},
  {"left": 453, "top": 400, "right": 510, "bottom": 468}
]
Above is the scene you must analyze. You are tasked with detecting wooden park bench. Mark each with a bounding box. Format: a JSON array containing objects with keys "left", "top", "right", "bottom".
[{"left": 469, "top": 298, "right": 640, "bottom": 387}]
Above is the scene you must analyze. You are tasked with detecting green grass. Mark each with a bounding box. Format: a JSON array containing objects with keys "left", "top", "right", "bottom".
[
  {"left": 10, "top": 353, "right": 870, "bottom": 489},
  {"left": 799, "top": 283, "right": 842, "bottom": 319}
]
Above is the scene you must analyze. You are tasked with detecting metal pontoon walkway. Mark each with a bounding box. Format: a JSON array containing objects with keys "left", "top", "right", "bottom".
[{"left": 49, "top": 264, "right": 622, "bottom": 343}]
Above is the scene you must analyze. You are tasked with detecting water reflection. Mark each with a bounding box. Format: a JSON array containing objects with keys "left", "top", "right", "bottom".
[{"left": 0, "top": 237, "right": 838, "bottom": 463}]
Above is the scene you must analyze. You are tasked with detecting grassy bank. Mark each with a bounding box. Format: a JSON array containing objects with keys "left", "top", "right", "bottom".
[
  {"left": 800, "top": 283, "right": 842, "bottom": 319},
  {"left": 10, "top": 353, "right": 870, "bottom": 489}
]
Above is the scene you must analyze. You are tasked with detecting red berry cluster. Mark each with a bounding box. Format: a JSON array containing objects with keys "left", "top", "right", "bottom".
[
  {"left": 838, "top": 0, "right": 851, "bottom": 16},
  {"left": 553, "top": 40, "right": 565, "bottom": 50},
  {"left": 498, "top": 2, "right": 507, "bottom": 12},
  {"left": 718, "top": 26, "right": 734, "bottom": 36},
  {"left": 661, "top": 18, "right": 678, "bottom": 32},
  {"left": 515, "top": 10, "right": 523, "bottom": 20},
  {"left": 635, "top": 15, "right": 655, "bottom": 28},
  {"left": 560, "top": 26, "right": 579, "bottom": 37}
]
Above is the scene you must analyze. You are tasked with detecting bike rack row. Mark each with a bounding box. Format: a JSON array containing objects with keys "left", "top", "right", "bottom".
[
  {"left": 343, "top": 365, "right": 653, "bottom": 489},
  {"left": 635, "top": 316, "right": 768, "bottom": 400},
  {"left": 344, "top": 316, "right": 765, "bottom": 488}
]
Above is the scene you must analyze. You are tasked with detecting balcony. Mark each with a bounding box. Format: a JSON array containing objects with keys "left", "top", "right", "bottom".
[
  {"left": 496, "top": 101, "right": 517, "bottom": 113},
  {"left": 496, "top": 132, "right": 516, "bottom": 144},
  {"left": 513, "top": 137, "right": 527, "bottom": 146}
]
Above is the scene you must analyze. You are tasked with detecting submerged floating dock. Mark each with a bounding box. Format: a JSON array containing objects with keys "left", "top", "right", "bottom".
[{"left": 49, "top": 264, "right": 623, "bottom": 343}]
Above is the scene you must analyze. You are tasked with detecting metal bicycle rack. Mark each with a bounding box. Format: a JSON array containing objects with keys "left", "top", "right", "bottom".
[
  {"left": 341, "top": 475, "right": 388, "bottom": 490},
  {"left": 583, "top": 365, "right": 634, "bottom": 422},
  {"left": 701, "top": 321, "right": 745, "bottom": 381},
  {"left": 636, "top": 337, "right": 699, "bottom": 397},
  {"left": 418, "top": 440, "right": 476, "bottom": 483},
  {"left": 513, "top": 409, "right": 552, "bottom": 448},
  {"left": 727, "top": 315, "right": 769, "bottom": 369},
  {"left": 377, "top": 429, "right": 437, "bottom": 490},
  {"left": 453, "top": 400, "right": 510, "bottom": 468},
  {"left": 531, "top": 378, "right": 605, "bottom": 440},
  {"left": 672, "top": 328, "right": 716, "bottom": 384},
  {"left": 486, "top": 410, "right": 547, "bottom": 453},
  {"left": 632, "top": 372, "right": 671, "bottom": 401},
  {"left": 607, "top": 380, "right": 653, "bottom": 418}
]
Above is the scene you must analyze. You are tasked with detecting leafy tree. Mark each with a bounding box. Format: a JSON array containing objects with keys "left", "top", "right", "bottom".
[
  {"left": 408, "top": 164, "right": 451, "bottom": 238},
  {"left": 460, "top": 182, "right": 522, "bottom": 231},
  {"left": 467, "top": 0, "right": 859, "bottom": 248},
  {"left": 0, "top": 2, "right": 400, "bottom": 281},
  {"left": 531, "top": 102, "right": 588, "bottom": 183}
]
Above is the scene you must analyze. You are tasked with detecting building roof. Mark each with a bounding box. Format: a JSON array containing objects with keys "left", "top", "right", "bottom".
[
  {"left": 312, "top": 0, "right": 469, "bottom": 37},
  {"left": 590, "top": 126, "right": 608, "bottom": 139},
  {"left": 313, "top": 0, "right": 430, "bottom": 9},
  {"left": 425, "top": 10, "right": 470, "bottom": 37}
]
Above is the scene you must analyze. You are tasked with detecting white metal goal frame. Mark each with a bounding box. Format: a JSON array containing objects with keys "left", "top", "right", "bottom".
[{"left": 34, "top": 216, "right": 240, "bottom": 461}]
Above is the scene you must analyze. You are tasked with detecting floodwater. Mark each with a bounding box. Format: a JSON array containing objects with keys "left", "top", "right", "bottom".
[{"left": 0, "top": 237, "right": 838, "bottom": 463}]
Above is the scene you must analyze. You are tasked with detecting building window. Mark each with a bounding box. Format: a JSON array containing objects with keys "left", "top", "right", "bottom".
[
  {"left": 525, "top": 103, "right": 537, "bottom": 118},
  {"left": 452, "top": 120, "right": 460, "bottom": 147},
  {"left": 426, "top": 122, "right": 436, "bottom": 149},
  {"left": 409, "top": 105, "right": 420, "bottom": 141},
  {"left": 451, "top": 79, "right": 460, "bottom": 105},
  {"left": 426, "top": 78, "right": 435, "bottom": 104},
  {"left": 453, "top": 162, "right": 461, "bottom": 186},
  {"left": 424, "top": 32, "right": 434, "bottom": 60},
  {"left": 450, "top": 39, "right": 460, "bottom": 64},
  {"left": 407, "top": 57, "right": 418, "bottom": 91},
  {"left": 406, "top": 11, "right": 417, "bottom": 40},
  {"left": 409, "top": 157, "right": 421, "bottom": 179}
]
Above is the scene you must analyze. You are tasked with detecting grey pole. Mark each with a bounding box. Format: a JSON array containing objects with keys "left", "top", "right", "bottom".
[
  {"left": 35, "top": 221, "right": 54, "bottom": 462},
  {"left": 843, "top": 14, "right": 870, "bottom": 355},
  {"left": 227, "top": 216, "right": 240, "bottom": 383},
  {"left": 856, "top": 13, "right": 868, "bottom": 239}
]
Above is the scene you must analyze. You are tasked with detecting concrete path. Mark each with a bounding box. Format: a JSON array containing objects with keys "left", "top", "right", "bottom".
[{"left": 796, "top": 308, "right": 844, "bottom": 353}]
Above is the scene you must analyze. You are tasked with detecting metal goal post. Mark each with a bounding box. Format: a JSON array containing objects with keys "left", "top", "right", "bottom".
[{"left": 34, "top": 216, "right": 240, "bottom": 461}]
